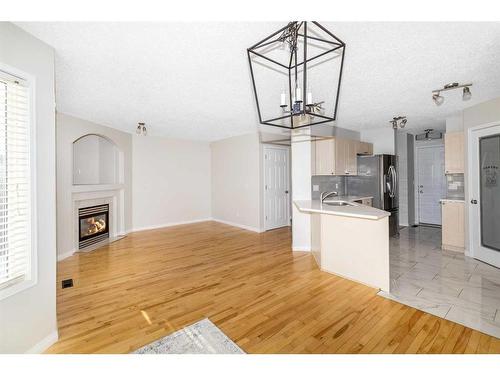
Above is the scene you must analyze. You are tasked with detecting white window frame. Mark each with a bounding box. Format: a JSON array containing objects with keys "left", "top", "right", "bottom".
[{"left": 0, "top": 62, "right": 37, "bottom": 301}]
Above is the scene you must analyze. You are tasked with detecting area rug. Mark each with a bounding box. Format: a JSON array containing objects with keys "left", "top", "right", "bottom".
[{"left": 133, "top": 318, "right": 245, "bottom": 354}]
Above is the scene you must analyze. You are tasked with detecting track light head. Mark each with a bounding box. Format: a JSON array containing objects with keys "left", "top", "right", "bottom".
[
  {"left": 400, "top": 118, "right": 407, "bottom": 128},
  {"left": 463, "top": 86, "right": 472, "bottom": 101},
  {"left": 432, "top": 93, "right": 444, "bottom": 106}
]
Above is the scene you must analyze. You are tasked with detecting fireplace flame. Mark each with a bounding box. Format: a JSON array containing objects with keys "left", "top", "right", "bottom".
[{"left": 84, "top": 217, "right": 107, "bottom": 236}]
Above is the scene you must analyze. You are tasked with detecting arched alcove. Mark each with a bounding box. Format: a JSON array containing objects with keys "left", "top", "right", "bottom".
[{"left": 73, "top": 134, "right": 122, "bottom": 185}]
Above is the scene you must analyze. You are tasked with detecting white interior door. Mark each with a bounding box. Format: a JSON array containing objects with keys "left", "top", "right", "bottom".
[
  {"left": 470, "top": 124, "right": 500, "bottom": 268},
  {"left": 417, "top": 145, "right": 446, "bottom": 225},
  {"left": 264, "top": 145, "right": 290, "bottom": 230}
]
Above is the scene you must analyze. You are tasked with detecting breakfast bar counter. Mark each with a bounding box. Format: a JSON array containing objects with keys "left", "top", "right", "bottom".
[{"left": 294, "top": 199, "right": 390, "bottom": 292}]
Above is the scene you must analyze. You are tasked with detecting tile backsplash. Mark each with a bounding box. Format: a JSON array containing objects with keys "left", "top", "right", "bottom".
[
  {"left": 446, "top": 173, "right": 464, "bottom": 199},
  {"left": 311, "top": 176, "right": 346, "bottom": 200}
]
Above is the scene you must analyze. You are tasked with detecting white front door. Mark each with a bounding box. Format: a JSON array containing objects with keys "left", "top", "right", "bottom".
[
  {"left": 417, "top": 145, "right": 446, "bottom": 225},
  {"left": 264, "top": 145, "right": 290, "bottom": 230},
  {"left": 469, "top": 123, "right": 500, "bottom": 268}
]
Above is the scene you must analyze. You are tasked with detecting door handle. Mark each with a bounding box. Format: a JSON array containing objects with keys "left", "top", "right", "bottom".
[
  {"left": 387, "top": 165, "right": 396, "bottom": 198},
  {"left": 471, "top": 199, "right": 478, "bottom": 204}
]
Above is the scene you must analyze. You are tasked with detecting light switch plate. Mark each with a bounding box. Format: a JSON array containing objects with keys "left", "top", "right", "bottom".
[{"left": 313, "top": 185, "right": 319, "bottom": 192}]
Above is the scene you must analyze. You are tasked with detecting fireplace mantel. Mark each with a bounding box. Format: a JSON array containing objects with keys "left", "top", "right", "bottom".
[{"left": 72, "top": 183, "right": 125, "bottom": 193}]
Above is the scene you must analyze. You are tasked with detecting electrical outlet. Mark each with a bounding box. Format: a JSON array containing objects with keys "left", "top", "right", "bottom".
[
  {"left": 313, "top": 185, "right": 319, "bottom": 192},
  {"left": 335, "top": 183, "right": 339, "bottom": 189}
]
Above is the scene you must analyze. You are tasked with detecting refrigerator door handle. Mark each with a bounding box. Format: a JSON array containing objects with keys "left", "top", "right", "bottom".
[
  {"left": 388, "top": 165, "right": 396, "bottom": 198},
  {"left": 392, "top": 166, "right": 398, "bottom": 199}
]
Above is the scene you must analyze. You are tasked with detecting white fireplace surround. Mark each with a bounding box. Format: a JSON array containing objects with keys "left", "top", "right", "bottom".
[
  {"left": 57, "top": 114, "right": 134, "bottom": 261},
  {"left": 72, "top": 185, "right": 126, "bottom": 254}
]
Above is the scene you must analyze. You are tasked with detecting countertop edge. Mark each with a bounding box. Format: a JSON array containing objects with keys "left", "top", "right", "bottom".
[{"left": 294, "top": 200, "right": 390, "bottom": 220}]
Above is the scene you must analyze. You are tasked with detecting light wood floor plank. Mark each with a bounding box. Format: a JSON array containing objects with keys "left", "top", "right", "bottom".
[{"left": 46, "top": 222, "right": 500, "bottom": 354}]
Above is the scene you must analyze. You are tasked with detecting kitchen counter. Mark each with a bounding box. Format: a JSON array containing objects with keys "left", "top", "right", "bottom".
[
  {"left": 295, "top": 197, "right": 390, "bottom": 292},
  {"left": 294, "top": 197, "right": 390, "bottom": 221},
  {"left": 440, "top": 198, "right": 465, "bottom": 203}
]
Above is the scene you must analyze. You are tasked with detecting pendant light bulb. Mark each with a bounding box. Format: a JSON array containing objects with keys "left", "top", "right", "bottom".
[
  {"left": 280, "top": 89, "right": 287, "bottom": 107},
  {"left": 295, "top": 86, "right": 302, "bottom": 103}
]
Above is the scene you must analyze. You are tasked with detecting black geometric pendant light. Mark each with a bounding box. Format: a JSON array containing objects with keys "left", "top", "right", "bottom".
[{"left": 247, "top": 21, "right": 346, "bottom": 129}]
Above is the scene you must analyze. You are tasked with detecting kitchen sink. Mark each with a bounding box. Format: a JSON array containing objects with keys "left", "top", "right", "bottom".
[{"left": 323, "top": 201, "right": 355, "bottom": 207}]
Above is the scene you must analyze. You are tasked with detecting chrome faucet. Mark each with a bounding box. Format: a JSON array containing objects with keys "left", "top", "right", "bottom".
[{"left": 320, "top": 191, "right": 338, "bottom": 203}]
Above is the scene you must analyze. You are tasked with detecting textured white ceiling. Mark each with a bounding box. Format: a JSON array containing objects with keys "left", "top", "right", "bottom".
[{"left": 16, "top": 22, "right": 500, "bottom": 141}]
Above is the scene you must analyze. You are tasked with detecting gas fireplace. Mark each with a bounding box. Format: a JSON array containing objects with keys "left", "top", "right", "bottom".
[{"left": 78, "top": 204, "right": 109, "bottom": 249}]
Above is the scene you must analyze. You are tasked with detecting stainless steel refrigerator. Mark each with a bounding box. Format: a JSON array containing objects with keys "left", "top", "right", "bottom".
[{"left": 347, "top": 154, "right": 399, "bottom": 236}]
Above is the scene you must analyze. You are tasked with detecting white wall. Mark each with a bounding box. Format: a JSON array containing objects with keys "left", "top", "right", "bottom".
[
  {"left": 56, "top": 113, "right": 133, "bottom": 258},
  {"left": 73, "top": 135, "right": 119, "bottom": 185},
  {"left": 0, "top": 23, "right": 57, "bottom": 353},
  {"left": 73, "top": 135, "right": 100, "bottom": 184},
  {"left": 361, "top": 127, "right": 395, "bottom": 155},
  {"left": 446, "top": 114, "right": 464, "bottom": 132},
  {"left": 132, "top": 136, "right": 211, "bottom": 231},
  {"left": 98, "top": 136, "right": 120, "bottom": 183},
  {"left": 211, "top": 133, "right": 262, "bottom": 232}
]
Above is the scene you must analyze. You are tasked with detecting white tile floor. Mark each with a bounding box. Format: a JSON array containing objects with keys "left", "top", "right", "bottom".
[{"left": 378, "top": 226, "right": 500, "bottom": 339}]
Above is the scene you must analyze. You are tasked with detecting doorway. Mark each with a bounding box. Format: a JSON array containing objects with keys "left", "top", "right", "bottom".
[
  {"left": 416, "top": 144, "right": 446, "bottom": 226},
  {"left": 469, "top": 122, "right": 500, "bottom": 268},
  {"left": 263, "top": 145, "right": 291, "bottom": 231}
]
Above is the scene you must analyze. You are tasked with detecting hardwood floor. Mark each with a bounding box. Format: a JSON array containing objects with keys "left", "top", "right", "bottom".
[{"left": 47, "top": 221, "right": 500, "bottom": 354}]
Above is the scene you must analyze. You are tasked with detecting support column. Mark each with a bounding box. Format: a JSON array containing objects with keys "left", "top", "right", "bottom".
[{"left": 291, "top": 129, "right": 312, "bottom": 251}]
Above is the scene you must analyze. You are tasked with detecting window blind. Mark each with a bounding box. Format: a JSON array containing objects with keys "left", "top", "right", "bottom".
[{"left": 0, "top": 70, "right": 32, "bottom": 290}]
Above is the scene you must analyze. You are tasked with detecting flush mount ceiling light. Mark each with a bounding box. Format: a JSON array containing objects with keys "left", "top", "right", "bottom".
[
  {"left": 390, "top": 116, "right": 407, "bottom": 129},
  {"left": 432, "top": 82, "right": 472, "bottom": 106},
  {"left": 247, "top": 21, "right": 346, "bottom": 129},
  {"left": 136, "top": 122, "right": 147, "bottom": 136}
]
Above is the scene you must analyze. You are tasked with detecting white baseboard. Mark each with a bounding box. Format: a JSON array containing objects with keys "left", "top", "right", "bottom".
[
  {"left": 292, "top": 246, "right": 311, "bottom": 251},
  {"left": 25, "top": 330, "right": 58, "bottom": 354},
  {"left": 57, "top": 250, "right": 74, "bottom": 262},
  {"left": 132, "top": 218, "right": 212, "bottom": 233},
  {"left": 211, "top": 218, "right": 263, "bottom": 233},
  {"left": 58, "top": 218, "right": 262, "bottom": 261}
]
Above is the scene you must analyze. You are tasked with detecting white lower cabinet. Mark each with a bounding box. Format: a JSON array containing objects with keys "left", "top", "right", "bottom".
[{"left": 441, "top": 200, "right": 465, "bottom": 252}]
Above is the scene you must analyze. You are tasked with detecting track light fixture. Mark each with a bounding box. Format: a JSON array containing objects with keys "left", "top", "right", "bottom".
[
  {"left": 390, "top": 116, "right": 407, "bottom": 129},
  {"left": 432, "top": 82, "right": 472, "bottom": 106},
  {"left": 136, "top": 122, "right": 147, "bottom": 136}
]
